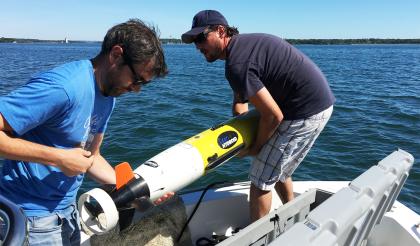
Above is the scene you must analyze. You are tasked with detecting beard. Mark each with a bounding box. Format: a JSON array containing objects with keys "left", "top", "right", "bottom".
[
  {"left": 200, "top": 44, "right": 223, "bottom": 63},
  {"left": 205, "top": 51, "right": 220, "bottom": 62},
  {"left": 101, "top": 80, "right": 118, "bottom": 97},
  {"left": 101, "top": 71, "right": 127, "bottom": 97},
  {"left": 104, "top": 83, "right": 129, "bottom": 97},
  {"left": 104, "top": 85, "right": 122, "bottom": 97}
]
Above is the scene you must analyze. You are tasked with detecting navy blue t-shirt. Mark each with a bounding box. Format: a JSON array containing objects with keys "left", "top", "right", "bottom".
[{"left": 225, "top": 33, "right": 335, "bottom": 120}]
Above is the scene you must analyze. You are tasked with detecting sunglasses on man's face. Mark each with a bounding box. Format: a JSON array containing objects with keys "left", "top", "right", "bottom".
[
  {"left": 122, "top": 47, "right": 152, "bottom": 87},
  {"left": 126, "top": 62, "right": 151, "bottom": 86},
  {"left": 194, "top": 29, "right": 212, "bottom": 44}
]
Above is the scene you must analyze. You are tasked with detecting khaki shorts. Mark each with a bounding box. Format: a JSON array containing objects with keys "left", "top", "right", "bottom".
[{"left": 249, "top": 106, "right": 333, "bottom": 191}]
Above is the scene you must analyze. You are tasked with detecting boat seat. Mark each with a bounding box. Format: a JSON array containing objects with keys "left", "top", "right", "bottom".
[
  {"left": 0, "top": 193, "right": 27, "bottom": 246},
  {"left": 270, "top": 149, "right": 414, "bottom": 246}
]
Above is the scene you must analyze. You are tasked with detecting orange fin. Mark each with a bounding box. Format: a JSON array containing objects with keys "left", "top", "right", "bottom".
[{"left": 115, "top": 162, "right": 135, "bottom": 190}]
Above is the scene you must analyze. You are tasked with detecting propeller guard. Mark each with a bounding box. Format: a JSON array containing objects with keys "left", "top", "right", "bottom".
[{"left": 78, "top": 188, "right": 119, "bottom": 234}]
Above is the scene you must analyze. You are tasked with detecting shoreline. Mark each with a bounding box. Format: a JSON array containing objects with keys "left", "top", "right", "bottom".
[{"left": 1, "top": 37, "right": 420, "bottom": 45}]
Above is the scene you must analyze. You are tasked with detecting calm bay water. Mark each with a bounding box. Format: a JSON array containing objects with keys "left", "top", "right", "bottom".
[{"left": 0, "top": 42, "right": 419, "bottom": 214}]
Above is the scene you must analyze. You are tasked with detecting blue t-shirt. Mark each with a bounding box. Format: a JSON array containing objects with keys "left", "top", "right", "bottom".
[
  {"left": 0, "top": 60, "right": 115, "bottom": 216},
  {"left": 226, "top": 34, "right": 335, "bottom": 120}
]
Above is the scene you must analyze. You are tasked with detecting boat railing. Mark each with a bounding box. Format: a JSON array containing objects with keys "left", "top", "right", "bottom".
[{"left": 218, "top": 187, "right": 319, "bottom": 245}]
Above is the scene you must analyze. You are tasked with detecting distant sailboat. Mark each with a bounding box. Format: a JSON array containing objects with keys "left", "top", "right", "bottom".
[{"left": 64, "top": 37, "right": 69, "bottom": 43}]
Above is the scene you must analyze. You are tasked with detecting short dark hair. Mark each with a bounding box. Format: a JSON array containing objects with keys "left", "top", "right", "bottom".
[
  {"left": 100, "top": 19, "right": 168, "bottom": 78},
  {"left": 208, "top": 25, "right": 239, "bottom": 37}
]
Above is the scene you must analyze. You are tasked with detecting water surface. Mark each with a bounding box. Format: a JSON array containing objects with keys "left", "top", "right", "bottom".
[{"left": 0, "top": 43, "right": 418, "bottom": 214}]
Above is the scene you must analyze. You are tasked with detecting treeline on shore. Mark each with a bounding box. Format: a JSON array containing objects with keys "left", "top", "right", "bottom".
[
  {"left": 2, "top": 37, "right": 420, "bottom": 45},
  {"left": 285, "top": 38, "right": 420, "bottom": 45}
]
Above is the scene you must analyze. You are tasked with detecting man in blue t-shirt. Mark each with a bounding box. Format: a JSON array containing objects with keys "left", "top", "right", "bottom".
[
  {"left": 182, "top": 10, "right": 335, "bottom": 222},
  {"left": 0, "top": 19, "right": 168, "bottom": 245}
]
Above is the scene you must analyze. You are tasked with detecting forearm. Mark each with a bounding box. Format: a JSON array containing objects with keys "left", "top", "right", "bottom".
[
  {"left": 251, "top": 114, "right": 282, "bottom": 154},
  {"left": 0, "top": 131, "right": 63, "bottom": 167},
  {"left": 246, "top": 87, "right": 284, "bottom": 155},
  {"left": 86, "top": 154, "right": 116, "bottom": 185}
]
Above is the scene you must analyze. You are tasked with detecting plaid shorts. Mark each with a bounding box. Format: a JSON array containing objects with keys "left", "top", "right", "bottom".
[{"left": 249, "top": 106, "right": 333, "bottom": 191}]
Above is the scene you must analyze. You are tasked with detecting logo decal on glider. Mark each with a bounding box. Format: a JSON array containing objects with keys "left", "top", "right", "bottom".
[{"left": 217, "top": 131, "right": 239, "bottom": 149}]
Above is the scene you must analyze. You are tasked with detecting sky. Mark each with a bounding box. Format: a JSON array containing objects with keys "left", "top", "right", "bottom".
[{"left": 1, "top": 0, "right": 419, "bottom": 41}]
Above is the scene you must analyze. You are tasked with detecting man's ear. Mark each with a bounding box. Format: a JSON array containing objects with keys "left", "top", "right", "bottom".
[
  {"left": 109, "top": 45, "right": 124, "bottom": 65},
  {"left": 218, "top": 25, "right": 226, "bottom": 38}
]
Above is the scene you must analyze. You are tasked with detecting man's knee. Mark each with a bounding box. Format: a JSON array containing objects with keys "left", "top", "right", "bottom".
[
  {"left": 250, "top": 183, "right": 271, "bottom": 196},
  {"left": 275, "top": 178, "right": 294, "bottom": 203}
]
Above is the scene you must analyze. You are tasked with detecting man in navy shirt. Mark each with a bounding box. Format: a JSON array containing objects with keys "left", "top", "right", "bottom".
[
  {"left": 0, "top": 19, "right": 168, "bottom": 245},
  {"left": 182, "top": 10, "right": 335, "bottom": 221}
]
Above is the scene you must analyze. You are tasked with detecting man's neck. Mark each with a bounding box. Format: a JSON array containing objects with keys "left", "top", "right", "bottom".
[
  {"left": 90, "top": 55, "right": 106, "bottom": 94},
  {"left": 220, "top": 36, "right": 232, "bottom": 60}
]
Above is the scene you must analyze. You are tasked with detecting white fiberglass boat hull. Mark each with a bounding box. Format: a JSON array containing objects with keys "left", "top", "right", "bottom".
[{"left": 80, "top": 181, "right": 419, "bottom": 246}]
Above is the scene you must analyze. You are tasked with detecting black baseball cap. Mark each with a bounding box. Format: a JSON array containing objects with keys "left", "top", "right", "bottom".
[{"left": 181, "top": 10, "right": 228, "bottom": 43}]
